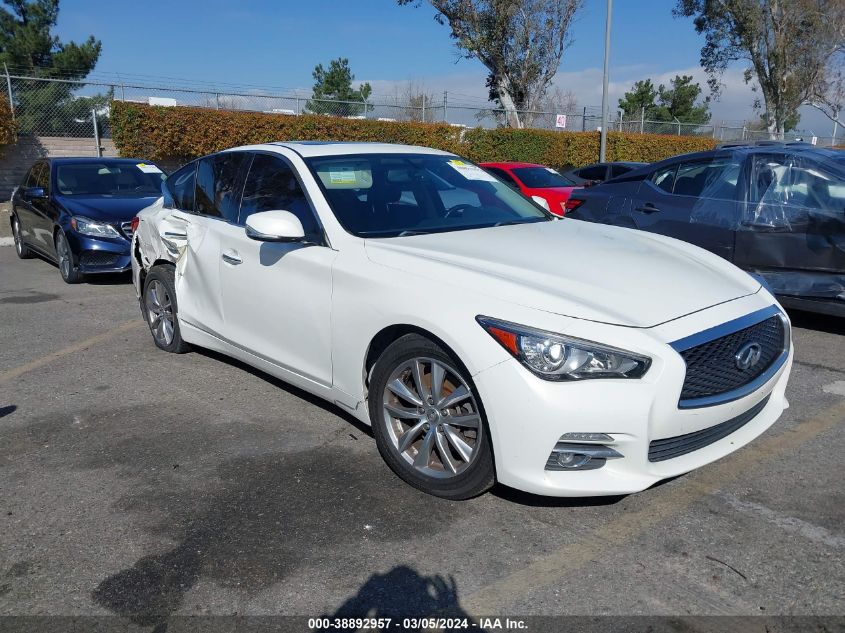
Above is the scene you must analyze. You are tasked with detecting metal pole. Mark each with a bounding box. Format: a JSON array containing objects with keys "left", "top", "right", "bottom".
[
  {"left": 215, "top": 93, "right": 220, "bottom": 110},
  {"left": 640, "top": 106, "right": 645, "bottom": 134},
  {"left": 3, "top": 62, "right": 15, "bottom": 130},
  {"left": 92, "top": 108, "right": 101, "bottom": 157},
  {"left": 422, "top": 94, "right": 426, "bottom": 123},
  {"left": 443, "top": 91, "right": 448, "bottom": 122},
  {"left": 582, "top": 106, "right": 587, "bottom": 132},
  {"left": 599, "top": 0, "right": 612, "bottom": 162}
]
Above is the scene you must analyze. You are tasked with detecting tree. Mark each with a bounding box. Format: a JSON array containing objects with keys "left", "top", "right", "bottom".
[
  {"left": 618, "top": 79, "right": 660, "bottom": 120},
  {"left": 675, "top": 0, "right": 845, "bottom": 137},
  {"left": 306, "top": 58, "right": 372, "bottom": 117},
  {"left": 0, "top": 0, "right": 102, "bottom": 135},
  {"left": 398, "top": 0, "right": 583, "bottom": 128},
  {"left": 653, "top": 75, "right": 711, "bottom": 124}
]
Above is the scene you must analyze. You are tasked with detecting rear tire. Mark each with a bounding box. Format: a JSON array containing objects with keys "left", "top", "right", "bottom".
[
  {"left": 368, "top": 334, "right": 495, "bottom": 500},
  {"left": 142, "top": 264, "right": 191, "bottom": 354},
  {"left": 12, "top": 216, "right": 34, "bottom": 259},
  {"left": 55, "top": 230, "right": 82, "bottom": 284}
]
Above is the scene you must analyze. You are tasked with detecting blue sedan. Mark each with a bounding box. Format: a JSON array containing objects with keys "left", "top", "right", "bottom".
[{"left": 10, "top": 157, "right": 167, "bottom": 283}]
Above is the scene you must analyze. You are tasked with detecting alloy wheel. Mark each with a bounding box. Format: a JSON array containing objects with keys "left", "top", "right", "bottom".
[
  {"left": 12, "top": 218, "right": 22, "bottom": 256},
  {"left": 56, "top": 233, "right": 71, "bottom": 279},
  {"left": 145, "top": 279, "right": 175, "bottom": 346},
  {"left": 381, "top": 357, "right": 482, "bottom": 479}
]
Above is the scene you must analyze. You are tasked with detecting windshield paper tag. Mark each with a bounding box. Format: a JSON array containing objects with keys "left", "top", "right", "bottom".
[
  {"left": 136, "top": 163, "right": 163, "bottom": 174},
  {"left": 447, "top": 160, "right": 497, "bottom": 182},
  {"left": 329, "top": 170, "right": 357, "bottom": 184}
]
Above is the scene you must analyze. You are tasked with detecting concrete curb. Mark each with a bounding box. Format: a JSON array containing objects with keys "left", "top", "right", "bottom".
[{"left": 0, "top": 237, "right": 13, "bottom": 247}]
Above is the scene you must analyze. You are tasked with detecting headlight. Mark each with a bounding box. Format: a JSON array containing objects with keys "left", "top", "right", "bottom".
[
  {"left": 477, "top": 316, "right": 651, "bottom": 381},
  {"left": 71, "top": 216, "right": 121, "bottom": 238}
]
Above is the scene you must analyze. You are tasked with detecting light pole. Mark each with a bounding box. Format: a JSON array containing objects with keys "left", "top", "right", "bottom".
[{"left": 599, "top": 0, "right": 612, "bottom": 162}]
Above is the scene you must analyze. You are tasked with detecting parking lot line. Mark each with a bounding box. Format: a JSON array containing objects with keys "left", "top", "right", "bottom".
[
  {"left": 462, "top": 400, "right": 845, "bottom": 615},
  {"left": 0, "top": 319, "right": 141, "bottom": 386}
]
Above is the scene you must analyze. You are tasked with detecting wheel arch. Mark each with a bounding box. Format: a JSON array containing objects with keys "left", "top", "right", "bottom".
[{"left": 363, "top": 323, "right": 470, "bottom": 393}]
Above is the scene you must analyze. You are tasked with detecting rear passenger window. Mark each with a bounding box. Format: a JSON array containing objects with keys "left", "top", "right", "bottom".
[
  {"left": 240, "top": 153, "right": 322, "bottom": 243},
  {"left": 195, "top": 152, "right": 252, "bottom": 222},
  {"left": 165, "top": 163, "right": 197, "bottom": 211}
]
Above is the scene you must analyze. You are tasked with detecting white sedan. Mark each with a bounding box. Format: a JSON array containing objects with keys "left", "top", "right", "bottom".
[{"left": 131, "top": 142, "right": 793, "bottom": 499}]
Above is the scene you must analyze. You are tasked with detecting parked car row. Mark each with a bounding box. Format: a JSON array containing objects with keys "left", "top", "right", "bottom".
[
  {"left": 18, "top": 140, "right": 842, "bottom": 500},
  {"left": 126, "top": 141, "right": 792, "bottom": 500}
]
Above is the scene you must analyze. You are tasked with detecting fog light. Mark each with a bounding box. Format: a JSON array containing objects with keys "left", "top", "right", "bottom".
[
  {"left": 556, "top": 452, "right": 593, "bottom": 469},
  {"left": 545, "top": 442, "right": 623, "bottom": 471}
]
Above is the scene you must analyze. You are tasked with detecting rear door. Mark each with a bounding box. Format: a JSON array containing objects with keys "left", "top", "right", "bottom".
[
  {"left": 174, "top": 152, "right": 252, "bottom": 337},
  {"left": 629, "top": 156, "right": 741, "bottom": 261},
  {"left": 28, "top": 162, "right": 55, "bottom": 254},
  {"left": 734, "top": 152, "right": 845, "bottom": 295}
]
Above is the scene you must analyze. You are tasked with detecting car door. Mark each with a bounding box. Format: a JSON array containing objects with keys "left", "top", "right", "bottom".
[
  {"left": 213, "top": 152, "right": 336, "bottom": 387},
  {"left": 13, "top": 165, "right": 38, "bottom": 245},
  {"left": 170, "top": 152, "right": 252, "bottom": 338},
  {"left": 19, "top": 163, "right": 54, "bottom": 254},
  {"left": 734, "top": 152, "right": 845, "bottom": 293},
  {"left": 629, "top": 156, "right": 741, "bottom": 261}
]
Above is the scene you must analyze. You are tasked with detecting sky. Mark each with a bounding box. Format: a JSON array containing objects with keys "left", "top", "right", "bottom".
[{"left": 52, "top": 0, "right": 837, "bottom": 136}]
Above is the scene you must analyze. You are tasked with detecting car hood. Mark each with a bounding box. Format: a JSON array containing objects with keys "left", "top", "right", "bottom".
[
  {"left": 56, "top": 195, "right": 161, "bottom": 222},
  {"left": 364, "top": 219, "right": 761, "bottom": 328}
]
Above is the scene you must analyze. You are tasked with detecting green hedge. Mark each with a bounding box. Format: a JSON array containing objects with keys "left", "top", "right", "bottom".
[
  {"left": 110, "top": 101, "right": 717, "bottom": 167},
  {"left": 0, "top": 96, "right": 15, "bottom": 153}
]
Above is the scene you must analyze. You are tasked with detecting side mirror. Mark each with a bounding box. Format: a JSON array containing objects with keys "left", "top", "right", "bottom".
[
  {"left": 245, "top": 210, "right": 305, "bottom": 242},
  {"left": 23, "top": 187, "right": 46, "bottom": 200}
]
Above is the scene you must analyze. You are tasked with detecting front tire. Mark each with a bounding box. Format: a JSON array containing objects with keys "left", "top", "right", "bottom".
[
  {"left": 55, "top": 230, "right": 82, "bottom": 284},
  {"left": 12, "top": 216, "right": 33, "bottom": 259},
  {"left": 368, "top": 334, "right": 495, "bottom": 500},
  {"left": 142, "top": 265, "right": 190, "bottom": 354}
]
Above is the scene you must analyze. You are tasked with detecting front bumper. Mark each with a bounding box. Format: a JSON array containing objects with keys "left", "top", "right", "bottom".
[
  {"left": 65, "top": 231, "right": 132, "bottom": 274},
  {"left": 472, "top": 299, "right": 793, "bottom": 497}
]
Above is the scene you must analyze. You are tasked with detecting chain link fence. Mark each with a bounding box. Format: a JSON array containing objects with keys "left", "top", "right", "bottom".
[{"left": 4, "top": 73, "right": 843, "bottom": 148}]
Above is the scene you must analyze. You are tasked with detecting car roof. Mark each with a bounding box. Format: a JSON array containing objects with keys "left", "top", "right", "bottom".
[
  {"left": 257, "top": 141, "right": 456, "bottom": 158},
  {"left": 644, "top": 144, "right": 845, "bottom": 170}
]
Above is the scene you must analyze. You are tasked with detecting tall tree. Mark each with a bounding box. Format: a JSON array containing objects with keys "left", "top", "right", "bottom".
[
  {"left": 0, "top": 0, "right": 102, "bottom": 135},
  {"left": 675, "top": 0, "right": 845, "bottom": 137},
  {"left": 618, "top": 79, "right": 660, "bottom": 120},
  {"left": 398, "top": 0, "right": 583, "bottom": 128},
  {"left": 653, "top": 75, "right": 711, "bottom": 124},
  {"left": 306, "top": 58, "right": 372, "bottom": 117}
]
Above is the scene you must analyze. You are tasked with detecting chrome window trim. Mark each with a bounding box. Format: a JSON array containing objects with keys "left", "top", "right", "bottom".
[{"left": 671, "top": 305, "right": 790, "bottom": 409}]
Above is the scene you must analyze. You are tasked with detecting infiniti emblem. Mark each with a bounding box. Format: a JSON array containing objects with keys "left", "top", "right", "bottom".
[{"left": 735, "top": 342, "right": 763, "bottom": 370}]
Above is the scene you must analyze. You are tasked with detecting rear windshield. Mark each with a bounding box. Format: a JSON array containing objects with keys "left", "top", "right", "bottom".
[
  {"left": 56, "top": 162, "right": 166, "bottom": 197},
  {"left": 305, "top": 153, "right": 551, "bottom": 237},
  {"left": 512, "top": 167, "right": 576, "bottom": 188}
]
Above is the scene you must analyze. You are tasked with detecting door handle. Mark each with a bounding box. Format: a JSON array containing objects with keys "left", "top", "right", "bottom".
[
  {"left": 634, "top": 204, "right": 660, "bottom": 214},
  {"left": 221, "top": 250, "right": 242, "bottom": 265},
  {"left": 163, "top": 231, "right": 188, "bottom": 239}
]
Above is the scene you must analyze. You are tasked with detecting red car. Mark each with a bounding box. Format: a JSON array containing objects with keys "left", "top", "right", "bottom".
[{"left": 480, "top": 161, "right": 581, "bottom": 216}]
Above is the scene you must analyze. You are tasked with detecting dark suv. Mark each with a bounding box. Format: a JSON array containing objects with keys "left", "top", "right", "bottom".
[{"left": 566, "top": 143, "right": 845, "bottom": 316}]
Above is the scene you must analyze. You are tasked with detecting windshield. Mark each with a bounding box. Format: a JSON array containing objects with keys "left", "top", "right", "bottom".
[
  {"left": 305, "top": 154, "right": 551, "bottom": 237},
  {"left": 512, "top": 167, "right": 576, "bottom": 188},
  {"left": 56, "top": 162, "right": 166, "bottom": 197}
]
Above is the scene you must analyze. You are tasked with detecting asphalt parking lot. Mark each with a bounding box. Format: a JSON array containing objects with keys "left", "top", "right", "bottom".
[{"left": 1, "top": 245, "right": 843, "bottom": 627}]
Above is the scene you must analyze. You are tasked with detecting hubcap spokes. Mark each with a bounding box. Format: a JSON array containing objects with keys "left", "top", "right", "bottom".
[
  {"left": 57, "top": 236, "right": 70, "bottom": 277},
  {"left": 13, "top": 221, "right": 22, "bottom": 254},
  {"left": 146, "top": 280, "right": 175, "bottom": 345},
  {"left": 382, "top": 357, "right": 481, "bottom": 479}
]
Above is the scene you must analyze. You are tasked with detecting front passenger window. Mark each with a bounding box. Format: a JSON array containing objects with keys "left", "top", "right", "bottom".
[{"left": 239, "top": 153, "right": 322, "bottom": 243}]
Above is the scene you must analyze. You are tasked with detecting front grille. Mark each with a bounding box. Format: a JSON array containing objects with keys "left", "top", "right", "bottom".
[
  {"left": 679, "top": 316, "right": 785, "bottom": 403},
  {"left": 648, "top": 395, "right": 770, "bottom": 462},
  {"left": 79, "top": 251, "right": 119, "bottom": 267},
  {"left": 120, "top": 221, "right": 133, "bottom": 239}
]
